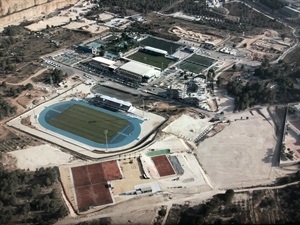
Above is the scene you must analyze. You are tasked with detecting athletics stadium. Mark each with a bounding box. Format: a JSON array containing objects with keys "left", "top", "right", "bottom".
[{"left": 6, "top": 83, "right": 166, "bottom": 158}]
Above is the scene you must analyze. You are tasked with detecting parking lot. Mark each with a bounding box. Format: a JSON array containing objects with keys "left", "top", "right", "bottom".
[{"left": 53, "top": 52, "right": 88, "bottom": 66}]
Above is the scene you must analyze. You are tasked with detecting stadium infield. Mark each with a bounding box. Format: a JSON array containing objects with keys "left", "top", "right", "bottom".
[
  {"left": 38, "top": 100, "right": 142, "bottom": 149},
  {"left": 152, "top": 155, "right": 176, "bottom": 177},
  {"left": 128, "top": 51, "right": 174, "bottom": 69},
  {"left": 48, "top": 104, "right": 129, "bottom": 143}
]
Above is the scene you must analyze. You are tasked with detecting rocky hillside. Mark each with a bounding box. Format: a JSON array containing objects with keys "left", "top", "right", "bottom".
[{"left": 0, "top": 0, "right": 78, "bottom": 27}]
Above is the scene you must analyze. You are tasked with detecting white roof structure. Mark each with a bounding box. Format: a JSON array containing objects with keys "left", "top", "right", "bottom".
[
  {"left": 119, "top": 60, "right": 161, "bottom": 78},
  {"left": 144, "top": 46, "right": 168, "bottom": 55},
  {"left": 92, "top": 56, "right": 115, "bottom": 66},
  {"left": 95, "top": 94, "right": 132, "bottom": 107}
]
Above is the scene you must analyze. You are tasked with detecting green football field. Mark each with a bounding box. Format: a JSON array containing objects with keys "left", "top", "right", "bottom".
[
  {"left": 178, "top": 54, "right": 216, "bottom": 73},
  {"left": 48, "top": 104, "right": 129, "bottom": 143},
  {"left": 128, "top": 51, "right": 174, "bottom": 70}
]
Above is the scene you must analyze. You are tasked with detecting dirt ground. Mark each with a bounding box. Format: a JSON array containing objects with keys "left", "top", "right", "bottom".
[
  {"left": 235, "top": 30, "right": 294, "bottom": 61},
  {"left": 145, "top": 12, "right": 228, "bottom": 39},
  {"left": 170, "top": 26, "right": 224, "bottom": 46},
  {"left": 196, "top": 108, "right": 278, "bottom": 189},
  {"left": 8, "top": 144, "right": 81, "bottom": 171}
]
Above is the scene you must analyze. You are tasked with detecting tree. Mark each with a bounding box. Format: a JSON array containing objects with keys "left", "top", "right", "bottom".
[
  {"left": 25, "top": 83, "right": 33, "bottom": 90},
  {"left": 232, "top": 64, "right": 237, "bottom": 71},
  {"left": 158, "top": 208, "right": 167, "bottom": 216},
  {"left": 224, "top": 189, "right": 234, "bottom": 204},
  {"left": 1, "top": 81, "right": 7, "bottom": 88},
  {"left": 45, "top": 177, "right": 52, "bottom": 186},
  {"left": 21, "top": 203, "right": 31, "bottom": 215},
  {"left": 99, "top": 50, "right": 105, "bottom": 56},
  {"left": 30, "top": 184, "right": 41, "bottom": 198},
  {"left": 261, "top": 57, "right": 270, "bottom": 67}
]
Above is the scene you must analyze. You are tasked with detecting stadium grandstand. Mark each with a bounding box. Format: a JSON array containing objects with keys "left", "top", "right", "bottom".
[
  {"left": 90, "top": 94, "right": 133, "bottom": 112},
  {"left": 89, "top": 56, "right": 117, "bottom": 71},
  {"left": 141, "top": 46, "right": 168, "bottom": 56},
  {"left": 117, "top": 60, "right": 161, "bottom": 84}
]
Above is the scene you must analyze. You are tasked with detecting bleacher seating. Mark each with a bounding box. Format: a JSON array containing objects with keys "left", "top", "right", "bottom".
[{"left": 90, "top": 95, "right": 132, "bottom": 112}]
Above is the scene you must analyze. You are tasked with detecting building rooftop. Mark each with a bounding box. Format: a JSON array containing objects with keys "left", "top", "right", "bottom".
[
  {"left": 119, "top": 60, "right": 161, "bottom": 78},
  {"left": 92, "top": 56, "right": 115, "bottom": 66}
]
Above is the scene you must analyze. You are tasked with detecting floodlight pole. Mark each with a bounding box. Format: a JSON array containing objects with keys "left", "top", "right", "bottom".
[
  {"left": 142, "top": 99, "right": 145, "bottom": 119},
  {"left": 33, "top": 109, "right": 37, "bottom": 123},
  {"left": 104, "top": 129, "right": 108, "bottom": 151}
]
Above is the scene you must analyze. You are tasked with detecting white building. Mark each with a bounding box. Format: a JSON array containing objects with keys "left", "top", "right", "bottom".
[
  {"left": 206, "top": 0, "right": 221, "bottom": 8},
  {"left": 89, "top": 56, "right": 117, "bottom": 71},
  {"left": 143, "top": 46, "right": 168, "bottom": 56},
  {"left": 117, "top": 60, "right": 161, "bottom": 83}
]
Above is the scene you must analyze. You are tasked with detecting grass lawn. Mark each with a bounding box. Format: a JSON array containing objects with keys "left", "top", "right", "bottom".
[
  {"left": 128, "top": 51, "right": 175, "bottom": 70},
  {"left": 48, "top": 104, "right": 129, "bottom": 143}
]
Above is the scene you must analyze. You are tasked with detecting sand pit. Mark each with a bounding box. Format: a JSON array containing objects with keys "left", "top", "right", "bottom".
[
  {"left": 196, "top": 109, "right": 277, "bottom": 189},
  {"left": 9, "top": 144, "right": 81, "bottom": 170}
]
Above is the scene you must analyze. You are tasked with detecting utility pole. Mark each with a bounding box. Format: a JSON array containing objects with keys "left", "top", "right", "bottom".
[
  {"left": 142, "top": 99, "right": 145, "bottom": 118},
  {"left": 33, "top": 109, "right": 37, "bottom": 123},
  {"left": 104, "top": 129, "right": 108, "bottom": 151}
]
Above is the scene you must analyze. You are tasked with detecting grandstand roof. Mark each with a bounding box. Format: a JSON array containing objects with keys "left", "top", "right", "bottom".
[
  {"left": 92, "top": 57, "right": 115, "bottom": 66},
  {"left": 144, "top": 46, "right": 168, "bottom": 55},
  {"left": 95, "top": 94, "right": 132, "bottom": 107},
  {"left": 119, "top": 60, "right": 161, "bottom": 78}
]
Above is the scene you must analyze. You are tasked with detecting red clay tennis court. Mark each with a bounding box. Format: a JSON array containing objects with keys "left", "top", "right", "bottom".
[
  {"left": 71, "top": 160, "right": 122, "bottom": 211},
  {"left": 152, "top": 155, "right": 176, "bottom": 177}
]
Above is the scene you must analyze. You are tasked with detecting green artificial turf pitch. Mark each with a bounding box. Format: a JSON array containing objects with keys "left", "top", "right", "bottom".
[
  {"left": 128, "top": 51, "right": 174, "bottom": 70},
  {"left": 178, "top": 54, "right": 216, "bottom": 73},
  {"left": 48, "top": 104, "right": 129, "bottom": 143}
]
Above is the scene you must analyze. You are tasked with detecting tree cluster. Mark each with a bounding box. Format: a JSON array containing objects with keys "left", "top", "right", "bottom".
[
  {"left": 253, "top": 61, "right": 300, "bottom": 103},
  {"left": 224, "top": 2, "right": 284, "bottom": 32},
  {"left": 99, "top": 0, "right": 174, "bottom": 14},
  {"left": 276, "top": 181, "right": 300, "bottom": 224},
  {"left": 0, "top": 95, "right": 16, "bottom": 120},
  {"left": 40, "top": 69, "right": 66, "bottom": 85},
  {"left": 227, "top": 80, "right": 275, "bottom": 110},
  {"left": 1, "top": 82, "right": 33, "bottom": 98},
  {"left": 259, "top": 0, "right": 287, "bottom": 10},
  {"left": 0, "top": 166, "right": 68, "bottom": 224},
  {"left": 2, "top": 25, "right": 26, "bottom": 36},
  {"left": 178, "top": 190, "right": 235, "bottom": 225}
]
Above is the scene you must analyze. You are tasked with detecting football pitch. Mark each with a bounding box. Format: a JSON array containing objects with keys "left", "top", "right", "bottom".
[
  {"left": 128, "top": 51, "right": 174, "bottom": 70},
  {"left": 48, "top": 104, "right": 129, "bottom": 144},
  {"left": 178, "top": 54, "right": 216, "bottom": 74}
]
